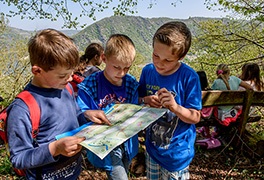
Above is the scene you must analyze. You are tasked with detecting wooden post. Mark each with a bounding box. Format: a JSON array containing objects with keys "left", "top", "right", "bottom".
[{"left": 237, "top": 90, "right": 253, "bottom": 144}]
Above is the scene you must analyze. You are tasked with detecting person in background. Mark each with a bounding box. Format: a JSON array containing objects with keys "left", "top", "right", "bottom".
[
  {"left": 239, "top": 62, "right": 264, "bottom": 91},
  {"left": 77, "top": 34, "right": 139, "bottom": 180},
  {"left": 138, "top": 21, "right": 202, "bottom": 180},
  {"left": 80, "top": 42, "right": 104, "bottom": 77},
  {"left": 239, "top": 62, "right": 264, "bottom": 116},
  {"left": 6, "top": 29, "right": 91, "bottom": 179},
  {"left": 70, "top": 42, "right": 104, "bottom": 95},
  {"left": 211, "top": 63, "right": 253, "bottom": 126}
]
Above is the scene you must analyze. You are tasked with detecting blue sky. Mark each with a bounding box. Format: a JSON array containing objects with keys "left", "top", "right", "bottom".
[{"left": 1, "top": 0, "right": 228, "bottom": 31}]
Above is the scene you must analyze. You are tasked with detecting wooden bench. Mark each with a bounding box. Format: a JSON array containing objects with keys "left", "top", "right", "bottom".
[{"left": 196, "top": 90, "right": 264, "bottom": 144}]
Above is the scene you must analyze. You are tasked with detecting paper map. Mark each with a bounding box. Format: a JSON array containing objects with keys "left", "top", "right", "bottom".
[{"left": 56, "top": 103, "right": 167, "bottom": 159}]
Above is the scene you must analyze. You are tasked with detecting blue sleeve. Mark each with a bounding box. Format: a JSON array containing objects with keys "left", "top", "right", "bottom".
[
  {"left": 131, "top": 88, "right": 139, "bottom": 105},
  {"left": 7, "top": 101, "right": 55, "bottom": 169},
  {"left": 77, "top": 110, "right": 89, "bottom": 126},
  {"left": 183, "top": 72, "right": 202, "bottom": 110},
  {"left": 76, "top": 88, "right": 98, "bottom": 111}
]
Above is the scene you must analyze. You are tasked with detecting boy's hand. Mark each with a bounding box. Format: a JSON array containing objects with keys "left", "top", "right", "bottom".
[
  {"left": 156, "top": 88, "right": 177, "bottom": 111},
  {"left": 144, "top": 95, "right": 162, "bottom": 108},
  {"left": 49, "top": 136, "right": 85, "bottom": 157},
  {"left": 84, "top": 110, "right": 112, "bottom": 125}
]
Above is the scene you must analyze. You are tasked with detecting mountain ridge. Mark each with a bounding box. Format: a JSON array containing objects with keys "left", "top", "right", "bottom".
[{"left": 3, "top": 16, "right": 222, "bottom": 61}]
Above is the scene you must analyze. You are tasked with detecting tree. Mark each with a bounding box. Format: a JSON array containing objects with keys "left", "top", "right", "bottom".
[
  {"left": 0, "top": 15, "right": 8, "bottom": 33},
  {"left": 206, "top": 0, "right": 264, "bottom": 21},
  {"left": 192, "top": 0, "right": 264, "bottom": 83},
  {"left": 0, "top": 20, "right": 31, "bottom": 106},
  {"left": 0, "top": 0, "right": 182, "bottom": 29}
]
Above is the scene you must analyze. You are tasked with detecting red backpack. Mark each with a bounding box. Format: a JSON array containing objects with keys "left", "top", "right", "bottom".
[
  {"left": 70, "top": 73, "right": 85, "bottom": 95},
  {"left": 0, "top": 85, "right": 72, "bottom": 176}
]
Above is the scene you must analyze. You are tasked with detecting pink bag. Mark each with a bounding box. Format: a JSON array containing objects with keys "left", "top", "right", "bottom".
[{"left": 201, "top": 107, "right": 214, "bottom": 119}]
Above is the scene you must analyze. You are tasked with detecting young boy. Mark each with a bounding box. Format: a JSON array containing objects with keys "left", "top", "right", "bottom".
[
  {"left": 6, "top": 29, "right": 90, "bottom": 179},
  {"left": 138, "top": 21, "right": 202, "bottom": 179},
  {"left": 76, "top": 34, "right": 139, "bottom": 180}
]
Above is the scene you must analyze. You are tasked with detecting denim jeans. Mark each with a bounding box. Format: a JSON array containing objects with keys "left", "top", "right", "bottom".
[{"left": 106, "top": 145, "right": 130, "bottom": 180}]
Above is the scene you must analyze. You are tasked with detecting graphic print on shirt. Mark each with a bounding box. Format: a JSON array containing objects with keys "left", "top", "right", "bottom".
[
  {"left": 145, "top": 83, "right": 179, "bottom": 148},
  {"left": 41, "top": 157, "right": 80, "bottom": 179},
  {"left": 98, "top": 93, "right": 126, "bottom": 109},
  {"left": 146, "top": 84, "right": 160, "bottom": 95},
  {"left": 145, "top": 84, "right": 177, "bottom": 98},
  {"left": 150, "top": 115, "right": 179, "bottom": 148}
]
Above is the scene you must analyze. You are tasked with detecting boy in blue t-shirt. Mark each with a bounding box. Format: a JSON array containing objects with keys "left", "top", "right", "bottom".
[
  {"left": 77, "top": 34, "right": 139, "bottom": 180},
  {"left": 7, "top": 29, "right": 89, "bottom": 179},
  {"left": 138, "top": 21, "right": 202, "bottom": 179}
]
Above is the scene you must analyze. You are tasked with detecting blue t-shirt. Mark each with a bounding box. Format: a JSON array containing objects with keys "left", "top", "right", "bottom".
[
  {"left": 77, "top": 71, "right": 139, "bottom": 171},
  {"left": 139, "top": 63, "right": 202, "bottom": 172},
  {"left": 7, "top": 83, "right": 87, "bottom": 180},
  {"left": 97, "top": 72, "right": 127, "bottom": 109}
]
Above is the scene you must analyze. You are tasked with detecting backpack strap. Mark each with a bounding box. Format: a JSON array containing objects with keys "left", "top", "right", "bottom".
[
  {"left": 16, "top": 91, "right": 40, "bottom": 138},
  {"left": 15, "top": 85, "right": 72, "bottom": 138},
  {"left": 65, "top": 83, "right": 73, "bottom": 96}
]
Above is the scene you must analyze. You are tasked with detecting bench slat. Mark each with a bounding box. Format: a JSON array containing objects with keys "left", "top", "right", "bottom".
[{"left": 202, "top": 90, "right": 245, "bottom": 106}]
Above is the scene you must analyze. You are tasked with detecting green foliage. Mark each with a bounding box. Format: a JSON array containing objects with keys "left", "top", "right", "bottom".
[
  {"left": 0, "top": 15, "right": 8, "bottom": 34},
  {"left": 129, "top": 53, "right": 148, "bottom": 80},
  {"left": 0, "top": 29, "right": 31, "bottom": 107},
  {"left": 216, "top": 0, "right": 264, "bottom": 21},
  {"left": 73, "top": 16, "right": 205, "bottom": 63},
  {"left": 73, "top": 16, "right": 175, "bottom": 61},
  {"left": 191, "top": 18, "right": 264, "bottom": 84},
  {"left": 0, "top": 0, "right": 177, "bottom": 29},
  {"left": 0, "top": 148, "right": 12, "bottom": 175}
]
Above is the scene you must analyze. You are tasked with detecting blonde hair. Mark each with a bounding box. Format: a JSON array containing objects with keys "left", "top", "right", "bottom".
[
  {"left": 216, "top": 64, "right": 231, "bottom": 90},
  {"left": 104, "top": 34, "right": 136, "bottom": 64},
  {"left": 153, "top": 21, "right": 192, "bottom": 59},
  {"left": 28, "top": 29, "right": 79, "bottom": 71}
]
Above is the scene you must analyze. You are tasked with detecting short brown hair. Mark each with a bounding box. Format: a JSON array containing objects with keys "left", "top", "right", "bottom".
[
  {"left": 28, "top": 29, "right": 79, "bottom": 71},
  {"left": 153, "top": 21, "right": 192, "bottom": 59},
  {"left": 104, "top": 34, "right": 136, "bottom": 64}
]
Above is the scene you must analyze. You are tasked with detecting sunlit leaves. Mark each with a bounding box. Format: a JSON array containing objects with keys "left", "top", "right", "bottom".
[
  {"left": 0, "top": 26, "right": 31, "bottom": 105},
  {"left": 191, "top": 17, "right": 264, "bottom": 83},
  {"left": 0, "top": 0, "right": 141, "bottom": 29},
  {"left": 211, "top": 0, "right": 264, "bottom": 21}
]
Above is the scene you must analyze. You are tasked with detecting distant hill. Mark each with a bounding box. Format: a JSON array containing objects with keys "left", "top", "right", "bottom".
[
  {"left": 72, "top": 16, "right": 218, "bottom": 61},
  {"left": 3, "top": 16, "right": 221, "bottom": 61},
  {"left": 72, "top": 16, "right": 170, "bottom": 60},
  {"left": 0, "top": 27, "right": 31, "bottom": 48}
]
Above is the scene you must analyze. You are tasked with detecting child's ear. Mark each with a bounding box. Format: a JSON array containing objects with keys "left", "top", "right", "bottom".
[
  {"left": 101, "top": 54, "right": 107, "bottom": 63},
  {"left": 31, "top": 65, "right": 42, "bottom": 75}
]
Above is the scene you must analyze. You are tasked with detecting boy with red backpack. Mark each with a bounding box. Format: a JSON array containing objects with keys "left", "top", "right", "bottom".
[{"left": 5, "top": 29, "right": 110, "bottom": 179}]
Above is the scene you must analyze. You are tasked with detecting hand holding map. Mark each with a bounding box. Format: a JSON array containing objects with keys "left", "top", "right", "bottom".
[{"left": 56, "top": 103, "right": 167, "bottom": 159}]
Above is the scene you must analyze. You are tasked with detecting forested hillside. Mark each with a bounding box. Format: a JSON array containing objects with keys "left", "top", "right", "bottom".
[{"left": 3, "top": 16, "right": 217, "bottom": 62}]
